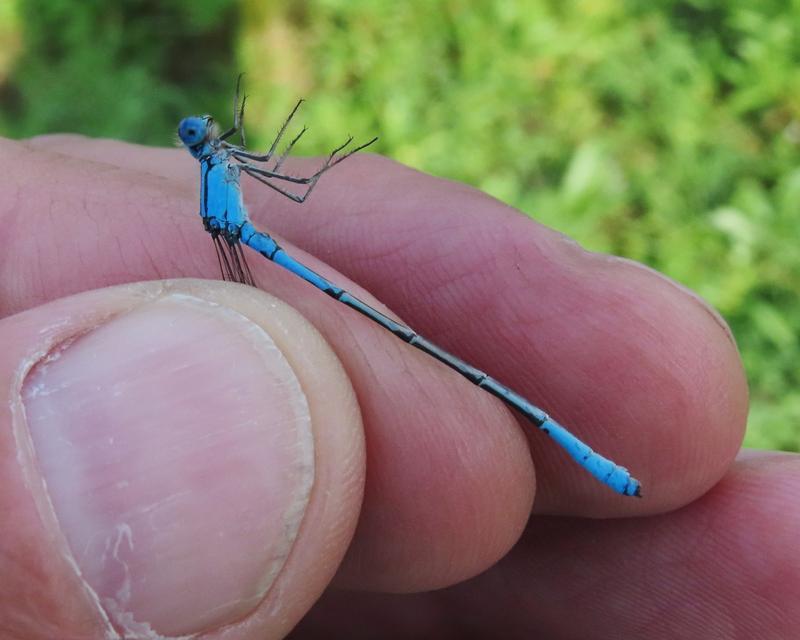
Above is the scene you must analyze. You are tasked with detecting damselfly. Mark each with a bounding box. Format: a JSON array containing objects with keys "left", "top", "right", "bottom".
[{"left": 177, "top": 79, "right": 642, "bottom": 497}]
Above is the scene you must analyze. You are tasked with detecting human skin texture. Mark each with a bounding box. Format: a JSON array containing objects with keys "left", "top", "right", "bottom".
[{"left": 0, "top": 135, "right": 796, "bottom": 639}]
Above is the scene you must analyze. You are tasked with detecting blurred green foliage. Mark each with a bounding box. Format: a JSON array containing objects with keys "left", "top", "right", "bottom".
[
  {"left": 0, "top": 0, "right": 239, "bottom": 143},
  {"left": 1, "top": 1, "right": 797, "bottom": 451}
]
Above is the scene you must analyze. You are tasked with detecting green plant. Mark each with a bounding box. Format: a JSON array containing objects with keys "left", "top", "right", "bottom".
[{"left": 0, "top": 0, "right": 239, "bottom": 144}]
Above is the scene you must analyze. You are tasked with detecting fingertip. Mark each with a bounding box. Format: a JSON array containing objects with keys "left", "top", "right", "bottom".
[
  {"left": 529, "top": 248, "right": 748, "bottom": 515},
  {"left": 0, "top": 280, "right": 365, "bottom": 639}
]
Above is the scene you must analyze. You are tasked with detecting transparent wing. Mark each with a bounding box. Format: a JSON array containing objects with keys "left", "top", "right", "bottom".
[{"left": 211, "top": 234, "right": 256, "bottom": 287}]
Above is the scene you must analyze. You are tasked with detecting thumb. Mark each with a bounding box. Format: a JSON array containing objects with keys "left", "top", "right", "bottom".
[{"left": 0, "top": 280, "right": 365, "bottom": 640}]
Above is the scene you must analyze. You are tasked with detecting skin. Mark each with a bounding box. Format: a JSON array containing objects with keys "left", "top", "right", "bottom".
[{"left": 0, "top": 134, "right": 797, "bottom": 639}]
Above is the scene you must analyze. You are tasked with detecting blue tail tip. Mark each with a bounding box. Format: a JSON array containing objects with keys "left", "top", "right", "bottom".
[{"left": 624, "top": 479, "right": 643, "bottom": 498}]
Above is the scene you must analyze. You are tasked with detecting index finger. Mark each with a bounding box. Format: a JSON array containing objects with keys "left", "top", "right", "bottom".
[
  {"left": 7, "top": 136, "right": 747, "bottom": 593},
  {"left": 25, "top": 134, "right": 748, "bottom": 512}
]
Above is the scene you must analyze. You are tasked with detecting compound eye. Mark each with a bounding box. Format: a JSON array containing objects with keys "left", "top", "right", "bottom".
[{"left": 178, "top": 117, "right": 208, "bottom": 145}]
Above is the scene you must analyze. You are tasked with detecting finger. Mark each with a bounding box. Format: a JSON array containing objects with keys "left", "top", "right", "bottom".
[
  {"left": 20, "top": 135, "right": 746, "bottom": 512},
  {"left": 24, "top": 134, "right": 195, "bottom": 185},
  {"left": 0, "top": 280, "right": 364, "bottom": 639},
  {"left": 292, "top": 451, "right": 800, "bottom": 639},
  {"left": 248, "top": 153, "right": 748, "bottom": 516}
]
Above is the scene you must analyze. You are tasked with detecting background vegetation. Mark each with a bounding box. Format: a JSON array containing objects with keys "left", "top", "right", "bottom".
[{"left": 1, "top": 1, "right": 797, "bottom": 451}]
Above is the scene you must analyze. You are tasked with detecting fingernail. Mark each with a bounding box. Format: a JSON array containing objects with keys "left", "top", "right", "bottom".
[{"left": 22, "top": 294, "right": 314, "bottom": 637}]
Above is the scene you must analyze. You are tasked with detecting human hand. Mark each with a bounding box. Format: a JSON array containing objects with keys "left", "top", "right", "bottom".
[{"left": 0, "top": 136, "right": 795, "bottom": 639}]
